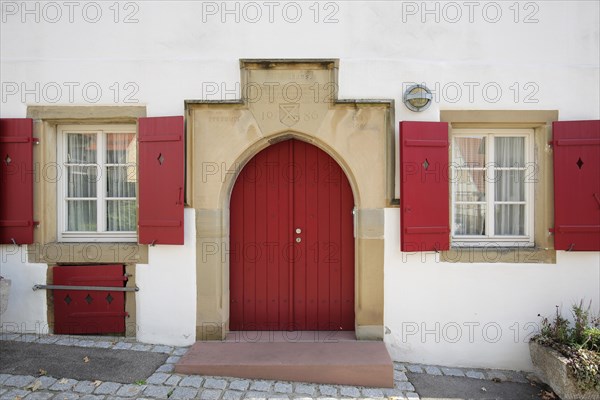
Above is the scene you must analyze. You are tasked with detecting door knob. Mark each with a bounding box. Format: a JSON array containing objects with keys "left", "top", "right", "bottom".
[
  {"left": 295, "top": 237, "right": 302, "bottom": 243},
  {"left": 295, "top": 228, "right": 302, "bottom": 234}
]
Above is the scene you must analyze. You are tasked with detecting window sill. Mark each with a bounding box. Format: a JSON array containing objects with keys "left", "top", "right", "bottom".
[
  {"left": 28, "top": 242, "right": 148, "bottom": 265},
  {"left": 440, "top": 246, "right": 556, "bottom": 264}
]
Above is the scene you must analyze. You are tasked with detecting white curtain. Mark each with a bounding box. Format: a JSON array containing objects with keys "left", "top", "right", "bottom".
[
  {"left": 66, "top": 132, "right": 137, "bottom": 232},
  {"left": 453, "top": 137, "right": 486, "bottom": 236},
  {"left": 66, "top": 133, "right": 97, "bottom": 231},
  {"left": 494, "top": 137, "right": 525, "bottom": 236},
  {"left": 106, "top": 133, "right": 136, "bottom": 232}
]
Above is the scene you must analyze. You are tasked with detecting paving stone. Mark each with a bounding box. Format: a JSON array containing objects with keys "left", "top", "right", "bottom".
[
  {"left": 199, "top": 389, "right": 223, "bottom": 400},
  {"left": 486, "top": 371, "right": 507, "bottom": 381},
  {"left": 169, "top": 387, "right": 197, "bottom": 400},
  {"left": 465, "top": 370, "right": 485, "bottom": 380},
  {"left": 164, "top": 375, "right": 181, "bottom": 386},
  {"left": 0, "top": 374, "right": 11, "bottom": 385},
  {"left": 178, "top": 376, "right": 204, "bottom": 389},
  {"left": 37, "top": 336, "right": 60, "bottom": 344},
  {"left": 266, "top": 396, "right": 289, "bottom": 400},
  {"left": 0, "top": 333, "right": 20, "bottom": 341},
  {"left": 222, "top": 390, "right": 244, "bottom": 400},
  {"left": 95, "top": 382, "right": 122, "bottom": 395},
  {"left": 383, "top": 387, "right": 405, "bottom": 397},
  {"left": 339, "top": 386, "right": 361, "bottom": 398},
  {"left": 318, "top": 385, "right": 337, "bottom": 397},
  {"left": 0, "top": 389, "right": 29, "bottom": 399},
  {"left": 35, "top": 377, "right": 58, "bottom": 390},
  {"left": 111, "top": 342, "right": 132, "bottom": 350},
  {"left": 0, "top": 390, "right": 6, "bottom": 396},
  {"left": 441, "top": 367, "right": 464, "bottom": 377},
  {"left": 394, "top": 370, "right": 409, "bottom": 381},
  {"left": 73, "top": 381, "right": 99, "bottom": 394},
  {"left": 21, "top": 334, "right": 39, "bottom": 342},
  {"left": 152, "top": 345, "right": 173, "bottom": 354},
  {"left": 76, "top": 340, "right": 96, "bottom": 348},
  {"left": 172, "top": 348, "right": 189, "bottom": 356},
  {"left": 130, "top": 344, "right": 152, "bottom": 352},
  {"left": 203, "top": 378, "right": 227, "bottom": 390},
  {"left": 249, "top": 380, "right": 272, "bottom": 392},
  {"left": 406, "top": 392, "right": 420, "bottom": 400},
  {"left": 361, "top": 388, "right": 384, "bottom": 398},
  {"left": 394, "top": 381, "right": 415, "bottom": 391},
  {"left": 79, "top": 395, "right": 105, "bottom": 400},
  {"left": 423, "top": 366, "right": 442, "bottom": 376},
  {"left": 146, "top": 373, "right": 170, "bottom": 385},
  {"left": 50, "top": 378, "right": 79, "bottom": 392},
  {"left": 393, "top": 363, "right": 407, "bottom": 372},
  {"left": 406, "top": 364, "right": 423, "bottom": 373},
  {"left": 155, "top": 364, "right": 174, "bottom": 373},
  {"left": 115, "top": 384, "right": 145, "bottom": 397},
  {"left": 142, "top": 385, "right": 172, "bottom": 399},
  {"left": 503, "top": 370, "right": 529, "bottom": 383},
  {"left": 23, "top": 391, "right": 55, "bottom": 400},
  {"left": 165, "top": 356, "right": 181, "bottom": 364},
  {"left": 93, "top": 342, "right": 112, "bottom": 349},
  {"left": 243, "top": 392, "right": 267, "bottom": 400},
  {"left": 4, "top": 375, "right": 36, "bottom": 387},
  {"left": 228, "top": 380, "right": 250, "bottom": 391},
  {"left": 55, "top": 393, "right": 80, "bottom": 400},
  {"left": 273, "top": 382, "right": 292, "bottom": 394},
  {"left": 294, "top": 384, "right": 316, "bottom": 396}
]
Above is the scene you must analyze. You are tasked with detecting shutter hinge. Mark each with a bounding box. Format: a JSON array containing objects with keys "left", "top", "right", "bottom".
[
  {"left": 33, "top": 221, "right": 40, "bottom": 227},
  {"left": 33, "top": 138, "right": 40, "bottom": 145},
  {"left": 548, "top": 227, "right": 554, "bottom": 236}
]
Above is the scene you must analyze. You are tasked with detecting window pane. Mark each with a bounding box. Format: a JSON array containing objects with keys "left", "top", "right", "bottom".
[
  {"left": 67, "top": 166, "right": 97, "bottom": 197},
  {"left": 454, "top": 204, "right": 486, "bottom": 236},
  {"left": 495, "top": 137, "right": 525, "bottom": 167},
  {"left": 67, "top": 200, "right": 97, "bottom": 231},
  {"left": 107, "top": 133, "right": 136, "bottom": 165},
  {"left": 107, "top": 200, "right": 136, "bottom": 231},
  {"left": 67, "top": 133, "right": 96, "bottom": 163},
  {"left": 495, "top": 170, "right": 525, "bottom": 201},
  {"left": 454, "top": 169, "right": 486, "bottom": 201},
  {"left": 453, "top": 137, "right": 486, "bottom": 168},
  {"left": 107, "top": 166, "right": 136, "bottom": 198},
  {"left": 495, "top": 205, "right": 525, "bottom": 235}
]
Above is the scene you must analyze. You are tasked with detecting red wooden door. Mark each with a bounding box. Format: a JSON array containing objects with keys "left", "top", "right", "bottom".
[
  {"left": 53, "top": 265, "right": 127, "bottom": 334},
  {"left": 230, "top": 139, "right": 354, "bottom": 331}
]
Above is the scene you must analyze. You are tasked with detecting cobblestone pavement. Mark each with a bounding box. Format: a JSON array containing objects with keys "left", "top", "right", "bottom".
[{"left": 0, "top": 333, "right": 534, "bottom": 400}]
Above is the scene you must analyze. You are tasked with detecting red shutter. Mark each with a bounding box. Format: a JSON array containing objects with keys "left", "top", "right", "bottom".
[
  {"left": 138, "top": 116, "right": 185, "bottom": 245},
  {"left": 552, "top": 120, "right": 600, "bottom": 251},
  {"left": 0, "top": 118, "right": 36, "bottom": 245},
  {"left": 400, "top": 121, "right": 450, "bottom": 252}
]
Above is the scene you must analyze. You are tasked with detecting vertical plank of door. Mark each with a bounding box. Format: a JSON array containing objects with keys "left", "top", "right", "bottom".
[
  {"left": 341, "top": 175, "right": 355, "bottom": 330},
  {"left": 317, "top": 149, "right": 331, "bottom": 330},
  {"left": 328, "top": 159, "right": 342, "bottom": 330},
  {"left": 304, "top": 142, "right": 320, "bottom": 330},
  {"left": 292, "top": 140, "right": 305, "bottom": 330},
  {"left": 229, "top": 165, "right": 244, "bottom": 330},
  {"left": 254, "top": 148, "right": 268, "bottom": 328},
  {"left": 242, "top": 157, "right": 257, "bottom": 329}
]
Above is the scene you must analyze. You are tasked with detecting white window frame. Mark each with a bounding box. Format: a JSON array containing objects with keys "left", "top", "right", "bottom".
[
  {"left": 451, "top": 128, "right": 535, "bottom": 248},
  {"left": 57, "top": 124, "right": 137, "bottom": 242}
]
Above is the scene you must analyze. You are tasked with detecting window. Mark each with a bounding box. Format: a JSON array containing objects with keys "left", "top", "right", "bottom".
[
  {"left": 451, "top": 129, "right": 534, "bottom": 247},
  {"left": 58, "top": 125, "right": 137, "bottom": 242}
]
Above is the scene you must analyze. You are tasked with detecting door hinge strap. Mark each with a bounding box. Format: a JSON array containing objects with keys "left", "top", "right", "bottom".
[{"left": 32, "top": 284, "right": 139, "bottom": 292}]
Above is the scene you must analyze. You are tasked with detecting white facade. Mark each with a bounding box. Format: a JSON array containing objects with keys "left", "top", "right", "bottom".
[{"left": 1, "top": 1, "right": 599, "bottom": 371}]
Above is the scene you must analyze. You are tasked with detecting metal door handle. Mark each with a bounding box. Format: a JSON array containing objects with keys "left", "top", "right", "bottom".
[
  {"left": 295, "top": 228, "right": 302, "bottom": 234},
  {"left": 295, "top": 237, "right": 301, "bottom": 243}
]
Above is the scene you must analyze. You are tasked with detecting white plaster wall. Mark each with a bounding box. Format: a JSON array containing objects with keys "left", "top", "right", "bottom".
[
  {"left": 1, "top": 0, "right": 599, "bottom": 363},
  {"left": 384, "top": 208, "right": 600, "bottom": 371},
  {"left": 0, "top": 245, "right": 48, "bottom": 334},
  {"left": 135, "top": 208, "right": 197, "bottom": 347}
]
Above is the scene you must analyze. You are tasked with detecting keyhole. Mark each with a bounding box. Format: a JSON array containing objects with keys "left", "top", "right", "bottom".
[
  {"left": 157, "top": 153, "right": 164, "bottom": 165},
  {"left": 576, "top": 157, "right": 584, "bottom": 169},
  {"left": 423, "top": 158, "right": 430, "bottom": 170},
  {"left": 4, "top": 154, "right": 11, "bottom": 165}
]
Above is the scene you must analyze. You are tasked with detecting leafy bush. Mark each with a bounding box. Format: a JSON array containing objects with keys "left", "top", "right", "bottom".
[{"left": 532, "top": 300, "right": 600, "bottom": 391}]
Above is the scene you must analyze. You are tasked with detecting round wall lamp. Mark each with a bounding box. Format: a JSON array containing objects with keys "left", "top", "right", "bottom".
[{"left": 403, "top": 84, "right": 432, "bottom": 112}]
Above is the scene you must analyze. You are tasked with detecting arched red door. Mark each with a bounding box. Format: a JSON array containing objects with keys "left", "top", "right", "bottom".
[{"left": 230, "top": 139, "right": 355, "bottom": 331}]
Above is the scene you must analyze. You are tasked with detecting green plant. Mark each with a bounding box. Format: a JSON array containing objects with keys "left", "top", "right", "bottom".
[{"left": 532, "top": 300, "right": 600, "bottom": 392}]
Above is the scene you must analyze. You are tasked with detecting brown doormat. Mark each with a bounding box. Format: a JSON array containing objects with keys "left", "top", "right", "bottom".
[{"left": 0, "top": 340, "right": 168, "bottom": 383}]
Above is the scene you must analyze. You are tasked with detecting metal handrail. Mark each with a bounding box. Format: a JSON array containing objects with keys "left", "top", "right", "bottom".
[{"left": 32, "top": 284, "right": 139, "bottom": 292}]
